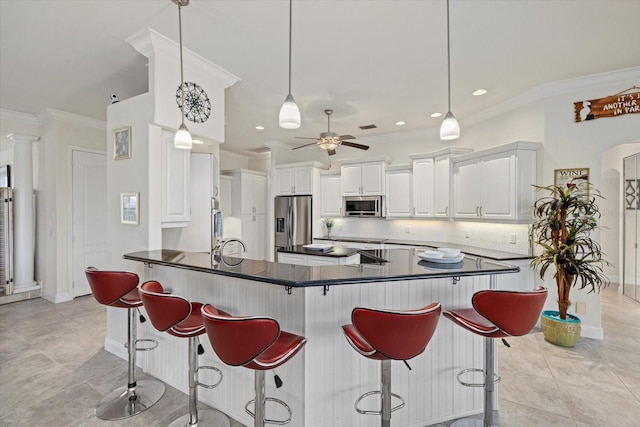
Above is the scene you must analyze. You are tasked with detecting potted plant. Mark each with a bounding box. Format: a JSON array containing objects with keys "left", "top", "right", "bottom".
[
  {"left": 530, "top": 177, "right": 610, "bottom": 347},
  {"left": 322, "top": 218, "right": 335, "bottom": 238}
]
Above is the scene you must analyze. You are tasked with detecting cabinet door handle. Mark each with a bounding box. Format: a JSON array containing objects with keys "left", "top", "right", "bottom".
[
  {"left": 291, "top": 186, "right": 294, "bottom": 194},
  {"left": 476, "top": 206, "right": 480, "bottom": 216},
  {"left": 445, "top": 206, "right": 449, "bottom": 216},
  {"left": 413, "top": 207, "right": 416, "bottom": 215},
  {"left": 479, "top": 206, "right": 483, "bottom": 216}
]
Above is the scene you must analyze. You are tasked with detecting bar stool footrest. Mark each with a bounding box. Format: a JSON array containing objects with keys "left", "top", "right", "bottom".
[
  {"left": 456, "top": 368, "right": 501, "bottom": 388},
  {"left": 354, "top": 390, "right": 405, "bottom": 415},
  {"left": 245, "top": 397, "right": 293, "bottom": 425},
  {"left": 123, "top": 338, "right": 159, "bottom": 352},
  {"left": 196, "top": 365, "right": 223, "bottom": 389}
]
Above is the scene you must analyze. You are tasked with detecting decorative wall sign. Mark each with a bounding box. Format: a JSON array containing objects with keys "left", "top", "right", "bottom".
[
  {"left": 574, "top": 86, "right": 640, "bottom": 122},
  {"left": 554, "top": 168, "right": 590, "bottom": 196},
  {"left": 176, "top": 82, "right": 211, "bottom": 123},
  {"left": 121, "top": 192, "right": 140, "bottom": 225},
  {"left": 626, "top": 179, "right": 640, "bottom": 210},
  {"left": 113, "top": 126, "right": 132, "bottom": 160}
]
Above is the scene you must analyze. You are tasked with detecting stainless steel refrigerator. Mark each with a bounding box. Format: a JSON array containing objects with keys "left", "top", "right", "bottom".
[{"left": 274, "top": 195, "right": 312, "bottom": 255}]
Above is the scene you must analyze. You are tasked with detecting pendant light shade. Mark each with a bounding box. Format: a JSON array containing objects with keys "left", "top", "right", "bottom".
[
  {"left": 174, "top": 123, "right": 193, "bottom": 149},
  {"left": 173, "top": 0, "right": 192, "bottom": 149},
  {"left": 279, "top": 93, "right": 301, "bottom": 129},
  {"left": 439, "top": 111, "right": 460, "bottom": 140},
  {"left": 440, "top": 0, "right": 460, "bottom": 141},
  {"left": 279, "top": 0, "right": 301, "bottom": 129}
]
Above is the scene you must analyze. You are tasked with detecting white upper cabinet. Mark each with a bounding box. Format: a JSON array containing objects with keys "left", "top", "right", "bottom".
[
  {"left": 161, "top": 129, "right": 191, "bottom": 227},
  {"left": 385, "top": 165, "right": 412, "bottom": 217},
  {"left": 320, "top": 171, "right": 342, "bottom": 217},
  {"left": 225, "top": 169, "right": 267, "bottom": 215},
  {"left": 452, "top": 141, "right": 541, "bottom": 222},
  {"left": 410, "top": 157, "right": 434, "bottom": 217},
  {"left": 431, "top": 148, "right": 473, "bottom": 218},
  {"left": 275, "top": 162, "right": 324, "bottom": 195},
  {"left": 341, "top": 157, "right": 390, "bottom": 196}
]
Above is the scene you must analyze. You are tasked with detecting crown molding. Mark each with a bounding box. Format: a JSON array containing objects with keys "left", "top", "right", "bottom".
[
  {"left": 126, "top": 28, "right": 241, "bottom": 88},
  {"left": 0, "top": 108, "right": 39, "bottom": 125},
  {"left": 36, "top": 108, "right": 106, "bottom": 130}
]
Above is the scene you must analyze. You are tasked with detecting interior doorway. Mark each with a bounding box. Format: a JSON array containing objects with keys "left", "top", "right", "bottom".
[
  {"left": 623, "top": 152, "right": 640, "bottom": 302},
  {"left": 70, "top": 148, "right": 107, "bottom": 297}
]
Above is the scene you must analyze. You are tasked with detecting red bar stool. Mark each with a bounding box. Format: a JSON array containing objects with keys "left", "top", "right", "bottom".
[
  {"left": 139, "top": 281, "right": 230, "bottom": 427},
  {"left": 443, "top": 287, "right": 547, "bottom": 427},
  {"left": 84, "top": 267, "right": 165, "bottom": 420},
  {"left": 342, "top": 302, "right": 442, "bottom": 427},
  {"left": 201, "top": 304, "right": 307, "bottom": 427}
]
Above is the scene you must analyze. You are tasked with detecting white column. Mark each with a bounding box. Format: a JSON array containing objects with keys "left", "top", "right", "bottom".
[{"left": 7, "top": 133, "right": 39, "bottom": 293}]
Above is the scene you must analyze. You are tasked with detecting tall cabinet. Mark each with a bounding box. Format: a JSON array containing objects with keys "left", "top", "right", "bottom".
[{"left": 223, "top": 169, "right": 267, "bottom": 260}]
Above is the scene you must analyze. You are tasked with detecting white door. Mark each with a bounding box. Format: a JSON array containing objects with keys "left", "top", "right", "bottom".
[
  {"left": 361, "top": 162, "right": 385, "bottom": 195},
  {"left": 413, "top": 158, "right": 434, "bottom": 217},
  {"left": 71, "top": 150, "right": 107, "bottom": 297},
  {"left": 386, "top": 169, "right": 412, "bottom": 217}
]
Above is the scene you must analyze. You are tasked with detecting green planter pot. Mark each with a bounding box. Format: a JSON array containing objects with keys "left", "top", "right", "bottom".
[{"left": 541, "top": 310, "right": 581, "bottom": 347}]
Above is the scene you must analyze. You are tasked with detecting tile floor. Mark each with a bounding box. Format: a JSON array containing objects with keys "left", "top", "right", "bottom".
[{"left": 0, "top": 285, "right": 638, "bottom": 426}]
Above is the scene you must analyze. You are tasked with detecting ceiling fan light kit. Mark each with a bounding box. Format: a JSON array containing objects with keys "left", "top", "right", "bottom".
[
  {"left": 292, "top": 109, "right": 369, "bottom": 155},
  {"left": 172, "top": 0, "right": 192, "bottom": 149},
  {"left": 440, "top": 0, "right": 460, "bottom": 141},
  {"left": 279, "top": 0, "right": 301, "bottom": 129}
]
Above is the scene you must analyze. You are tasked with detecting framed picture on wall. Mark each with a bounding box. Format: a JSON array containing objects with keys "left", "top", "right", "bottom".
[
  {"left": 113, "top": 126, "right": 131, "bottom": 160},
  {"left": 120, "top": 192, "right": 139, "bottom": 225},
  {"left": 554, "top": 168, "right": 590, "bottom": 197},
  {"left": 0, "top": 165, "right": 10, "bottom": 187}
]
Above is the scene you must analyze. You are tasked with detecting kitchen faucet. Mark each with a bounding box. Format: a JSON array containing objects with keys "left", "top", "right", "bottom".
[{"left": 211, "top": 198, "right": 247, "bottom": 266}]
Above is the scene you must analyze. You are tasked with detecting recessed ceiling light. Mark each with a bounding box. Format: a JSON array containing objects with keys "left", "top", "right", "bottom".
[
  {"left": 255, "top": 125, "right": 265, "bottom": 130},
  {"left": 192, "top": 139, "right": 204, "bottom": 145},
  {"left": 395, "top": 121, "right": 406, "bottom": 126},
  {"left": 472, "top": 88, "right": 488, "bottom": 96},
  {"left": 430, "top": 112, "right": 442, "bottom": 118}
]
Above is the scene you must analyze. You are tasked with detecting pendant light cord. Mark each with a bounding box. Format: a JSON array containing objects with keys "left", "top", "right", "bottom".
[
  {"left": 446, "top": 0, "right": 451, "bottom": 112},
  {"left": 288, "top": 0, "right": 293, "bottom": 96},
  {"left": 178, "top": 3, "right": 186, "bottom": 126}
]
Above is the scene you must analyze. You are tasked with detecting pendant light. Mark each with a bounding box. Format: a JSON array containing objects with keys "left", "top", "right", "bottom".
[
  {"left": 173, "top": 0, "right": 192, "bottom": 149},
  {"left": 440, "top": 0, "right": 460, "bottom": 141},
  {"left": 279, "top": 0, "right": 301, "bottom": 129}
]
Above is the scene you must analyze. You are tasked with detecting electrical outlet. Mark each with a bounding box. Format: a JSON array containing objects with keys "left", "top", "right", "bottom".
[
  {"left": 575, "top": 302, "right": 587, "bottom": 315},
  {"left": 509, "top": 233, "right": 516, "bottom": 244},
  {"left": 464, "top": 229, "right": 470, "bottom": 238}
]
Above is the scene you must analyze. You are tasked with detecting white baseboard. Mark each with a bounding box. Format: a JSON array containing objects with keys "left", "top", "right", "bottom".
[
  {"left": 41, "top": 290, "right": 73, "bottom": 303},
  {"left": 104, "top": 337, "right": 128, "bottom": 361},
  {"left": 581, "top": 324, "right": 604, "bottom": 340}
]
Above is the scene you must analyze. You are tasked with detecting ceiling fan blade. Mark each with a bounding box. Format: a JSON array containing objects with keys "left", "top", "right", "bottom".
[
  {"left": 339, "top": 134, "right": 356, "bottom": 140},
  {"left": 291, "top": 142, "right": 319, "bottom": 150},
  {"left": 295, "top": 137, "right": 319, "bottom": 140},
  {"left": 341, "top": 141, "right": 370, "bottom": 150},
  {"left": 328, "top": 149, "right": 337, "bottom": 156}
]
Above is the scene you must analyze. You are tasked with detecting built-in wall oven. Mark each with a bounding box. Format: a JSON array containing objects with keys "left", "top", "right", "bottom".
[{"left": 343, "top": 196, "right": 384, "bottom": 217}]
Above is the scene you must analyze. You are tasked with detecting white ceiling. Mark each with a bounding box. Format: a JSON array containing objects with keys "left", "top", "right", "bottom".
[{"left": 1, "top": 0, "right": 639, "bottom": 155}]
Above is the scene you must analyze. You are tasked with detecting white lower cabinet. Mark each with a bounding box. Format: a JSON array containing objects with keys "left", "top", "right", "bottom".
[{"left": 241, "top": 214, "right": 265, "bottom": 260}]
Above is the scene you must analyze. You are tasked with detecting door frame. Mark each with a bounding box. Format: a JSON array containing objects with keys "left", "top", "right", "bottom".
[{"left": 67, "top": 146, "right": 106, "bottom": 298}]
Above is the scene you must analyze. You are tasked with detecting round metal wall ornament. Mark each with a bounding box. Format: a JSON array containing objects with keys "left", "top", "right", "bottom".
[{"left": 176, "top": 82, "right": 211, "bottom": 123}]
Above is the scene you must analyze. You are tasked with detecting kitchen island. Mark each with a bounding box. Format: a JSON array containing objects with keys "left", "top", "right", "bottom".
[{"left": 115, "top": 248, "right": 520, "bottom": 427}]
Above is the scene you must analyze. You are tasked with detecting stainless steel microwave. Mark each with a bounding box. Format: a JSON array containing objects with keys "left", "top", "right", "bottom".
[{"left": 343, "top": 196, "right": 384, "bottom": 217}]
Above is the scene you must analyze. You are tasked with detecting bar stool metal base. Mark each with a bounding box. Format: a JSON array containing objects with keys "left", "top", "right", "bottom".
[
  {"left": 167, "top": 409, "right": 231, "bottom": 427},
  {"left": 95, "top": 378, "right": 165, "bottom": 420}
]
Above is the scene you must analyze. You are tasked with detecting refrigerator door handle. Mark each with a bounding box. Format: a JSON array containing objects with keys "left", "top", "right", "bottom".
[{"left": 287, "top": 203, "right": 294, "bottom": 246}]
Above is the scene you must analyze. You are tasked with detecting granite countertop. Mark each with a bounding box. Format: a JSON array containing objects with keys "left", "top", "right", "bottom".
[
  {"left": 277, "top": 245, "right": 359, "bottom": 257},
  {"left": 314, "top": 236, "right": 533, "bottom": 261},
  {"left": 123, "top": 249, "right": 519, "bottom": 288}
]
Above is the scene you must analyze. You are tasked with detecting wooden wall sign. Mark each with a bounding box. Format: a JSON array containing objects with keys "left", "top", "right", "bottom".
[{"left": 574, "top": 86, "right": 640, "bottom": 122}]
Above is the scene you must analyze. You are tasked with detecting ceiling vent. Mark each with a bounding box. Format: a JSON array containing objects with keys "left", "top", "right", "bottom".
[
  {"left": 359, "top": 124, "right": 377, "bottom": 130},
  {"left": 249, "top": 146, "right": 271, "bottom": 154}
]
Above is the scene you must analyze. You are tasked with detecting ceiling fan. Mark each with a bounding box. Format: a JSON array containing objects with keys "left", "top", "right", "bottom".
[{"left": 291, "top": 109, "right": 370, "bottom": 156}]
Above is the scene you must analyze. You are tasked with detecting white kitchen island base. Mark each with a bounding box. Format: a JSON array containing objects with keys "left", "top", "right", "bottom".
[{"left": 106, "top": 261, "right": 497, "bottom": 427}]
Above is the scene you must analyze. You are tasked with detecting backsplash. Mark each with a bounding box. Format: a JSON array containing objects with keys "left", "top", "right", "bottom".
[{"left": 321, "top": 218, "right": 531, "bottom": 254}]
